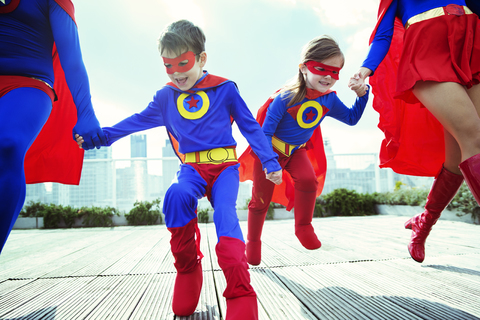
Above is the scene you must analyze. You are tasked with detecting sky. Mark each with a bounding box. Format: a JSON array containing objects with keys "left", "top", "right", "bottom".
[{"left": 73, "top": 0, "right": 383, "bottom": 159}]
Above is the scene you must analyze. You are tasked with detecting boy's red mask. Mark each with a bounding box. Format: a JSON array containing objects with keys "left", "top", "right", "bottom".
[
  {"left": 162, "top": 51, "right": 197, "bottom": 74},
  {"left": 304, "top": 61, "right": 341, "bottom": 80}
]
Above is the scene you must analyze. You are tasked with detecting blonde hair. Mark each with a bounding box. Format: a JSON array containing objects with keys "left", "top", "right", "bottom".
[{"left": 278, "top": 35, "right": 344, "bottom": 107}]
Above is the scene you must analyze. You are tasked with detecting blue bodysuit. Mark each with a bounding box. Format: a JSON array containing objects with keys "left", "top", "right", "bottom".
[{"left": 102, "top": 71, "right": 281, "bottom": 240}]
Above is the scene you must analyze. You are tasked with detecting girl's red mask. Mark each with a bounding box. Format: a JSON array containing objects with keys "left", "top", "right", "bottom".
[
  {"left": 162, "top": 51, "right": 197, "bottom": 74},
  {"left": 305, "top": 61, "right": 341, "bottom": 80}
]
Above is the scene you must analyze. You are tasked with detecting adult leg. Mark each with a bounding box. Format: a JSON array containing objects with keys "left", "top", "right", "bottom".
[
  {"left": 284, "top": 149, "right": 321, "bottom": 250},
  {"left": 163, "top": 164, "right": 206, "bottom": 316},
  {"left": 458, "top": 84, "right": 480, "bottom": 204},
  {"left": 404, "top": 81, "right": 477, "bottom": 262},
  {"left": 404, "top": 163, "right": 463, "bottom": 262},
  {"left": 246, "top": 155, "right": 276, "bottom": 265},
  {"left": 0, "top": 88, "right": 51, "bottom": 254},
  {"left": 211, "top": 164, "right": 258, "bottom": 320}
]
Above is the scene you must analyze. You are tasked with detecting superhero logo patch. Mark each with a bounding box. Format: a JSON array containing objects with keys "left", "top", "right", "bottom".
[
  {"left": 177, "top": 91, "right": 210, "bottom": 120},
  {"left": 296, "top": 101, "right": 325, "bottom": 129}
]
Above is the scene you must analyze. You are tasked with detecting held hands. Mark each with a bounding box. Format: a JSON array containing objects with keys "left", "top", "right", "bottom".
[
  {"left": 265, "top": 168, "right": 282, "bottom": 185},
  {"left": 72, "top": 109, "right": 106, "bottom": 150},
  {"left": 348, "top": 74, "right": 368, "bottom": 97},
  {"left": 75, "top": 134, "right": 85, "bottom": 149},
  {"left": 348, "top": 67, "right": 372, "bottom": 97}
]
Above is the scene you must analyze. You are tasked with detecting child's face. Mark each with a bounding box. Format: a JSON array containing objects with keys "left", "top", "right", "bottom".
[
  {"left": 162, "top": 49, "right": 206, "bottom": 91},
  {"left": 301, "top": 55, "right": 343, "bottom": 93}
]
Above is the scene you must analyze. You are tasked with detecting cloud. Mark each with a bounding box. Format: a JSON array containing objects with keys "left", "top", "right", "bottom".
[
  {"left": 293, "top": 0, "right": 378, "bottom": 27},
  {"left": 161, "top": 0, "right": 207, "bottom": 29}
]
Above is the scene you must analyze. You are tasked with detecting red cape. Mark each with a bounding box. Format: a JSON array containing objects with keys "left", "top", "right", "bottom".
[
  {"left": 24, "top": 0, "right": 85, "bottom": 185},
  {"left": 369, "top": 0, "right": 445, "bottom": 177},
  {"left": 238, "top": 91, "right": 328, "bottom": 211}
]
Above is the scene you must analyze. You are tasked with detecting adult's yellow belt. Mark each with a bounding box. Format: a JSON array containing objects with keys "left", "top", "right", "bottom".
[
  {"left": 272, "top": 136, "right": 306, "bottom": 157},
  {"left": 405, "top": 5, "right": 473, "bottom": 29},
  {"left": 184, "top": 147, "right": 237, "bottom": 164}
]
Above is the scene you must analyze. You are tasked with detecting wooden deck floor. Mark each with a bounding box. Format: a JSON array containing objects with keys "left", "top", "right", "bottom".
[{"left": 1, "top": 215, "right": 479, "bottom": 319}]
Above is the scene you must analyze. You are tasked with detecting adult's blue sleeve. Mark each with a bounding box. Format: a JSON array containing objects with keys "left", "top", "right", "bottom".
[
  {"left": 49, "top": 1, "right": 105, "bottom": 149},
  {"left": 361, "top": 0, "right": 398, "bottom": 75}
]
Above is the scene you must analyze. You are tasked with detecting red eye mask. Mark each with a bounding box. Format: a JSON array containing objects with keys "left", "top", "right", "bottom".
[
  {"left": 162, "top": 51, "right": 196, "bottom": 74},
  {"left": 305, "top": 61, "right": 341, "bottom": 80}
]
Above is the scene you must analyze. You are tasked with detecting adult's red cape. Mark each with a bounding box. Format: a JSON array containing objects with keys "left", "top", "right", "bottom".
[
  {"left": 24, "top": 0, "right": 85, "bottom": 185},
  {"left": 238, "top": 90, "right": 328, "bottom": 211},
  {"left": 369, "top": 0, "right": 445, "bottom": 177}
]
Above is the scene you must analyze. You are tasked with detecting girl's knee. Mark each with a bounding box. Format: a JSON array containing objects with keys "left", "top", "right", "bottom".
[{"left": 296, "top": 176, "right": 318, "bottom": 192}]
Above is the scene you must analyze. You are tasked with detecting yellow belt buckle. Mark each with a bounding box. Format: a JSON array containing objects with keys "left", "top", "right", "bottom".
[
  {"left": 185, "top": 147, "right": 237, "bottom": 164},
  {"left": 405, "top": 6, "right": 473, "bottom": 29}
]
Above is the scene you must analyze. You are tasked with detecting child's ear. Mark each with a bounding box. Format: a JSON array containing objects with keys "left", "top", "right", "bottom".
[
  {"left": 199, "top": 52, "right": 207, "bottom": 67},
  {"left": 299, "top": 63, "right": 307, "bottom": 75}
]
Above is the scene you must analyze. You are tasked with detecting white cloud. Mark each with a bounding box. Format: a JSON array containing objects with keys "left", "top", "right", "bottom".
[
  {"left": 161, "top": 0, "right": 207, "bottom": 29},
  {"left": 308, "top": 0, "right": 378, "bottom": 27}
]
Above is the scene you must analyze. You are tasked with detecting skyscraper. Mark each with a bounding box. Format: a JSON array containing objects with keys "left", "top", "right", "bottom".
[{"left": 162, "top": 139, "right": 180, "bottom": 195}]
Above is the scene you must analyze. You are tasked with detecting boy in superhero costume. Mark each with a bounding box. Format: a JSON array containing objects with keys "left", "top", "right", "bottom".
[
  {"left": 239, "top": 36, "right": 369, "bottom": 266},
  {"left": 350, "top": 0, "right": 480, "bottom": 263},
  {"left": 0, "top": 0, "right": 105, "bottom": 254},
  {"left": 76, "top": 20, "right": 282, "bottom": 319}
]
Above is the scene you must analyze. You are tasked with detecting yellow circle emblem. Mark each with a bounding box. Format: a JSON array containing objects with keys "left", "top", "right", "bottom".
[
  {"left": 296, "top": 101, "right": 324, "bottom": 129},
  {"left": 177, "top": 91, "right": 210, "bottom": 120}
]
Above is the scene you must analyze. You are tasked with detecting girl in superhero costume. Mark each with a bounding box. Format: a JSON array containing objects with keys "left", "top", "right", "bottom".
[
  {"left": 238, "top": 36, "right": 369, "bottom": 266},
  {"left": 76, "top": 20, "right": 282, "bottom": 319},
  {"left": 0, "top": 0, "right": 105, "bottom": 254},
  {"left": 349, "top": 0, "right": 480, "bottom": 263}
]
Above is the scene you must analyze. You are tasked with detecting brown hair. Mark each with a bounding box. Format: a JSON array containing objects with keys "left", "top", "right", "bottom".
[
  {"left": 158, "top": 20, "right": 206, "bottom": 59},
  {"left": 278, "top": 35, "right": 344, "bottom": 107}
]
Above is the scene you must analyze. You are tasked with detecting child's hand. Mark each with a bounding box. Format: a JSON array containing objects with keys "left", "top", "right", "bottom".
[
  {"left": 348, "top": 75, "right": 367, "bottom": 97},
  {"left": 75, "top": 134, "right": 84, "bottom": 149},
  {"left": 265, "top": 169, "right": 282, "bottom": 185}
]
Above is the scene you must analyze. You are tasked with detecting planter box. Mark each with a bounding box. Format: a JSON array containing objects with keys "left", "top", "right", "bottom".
[{"left": 13, "top": 217, "right": 44, "bottom": 229}]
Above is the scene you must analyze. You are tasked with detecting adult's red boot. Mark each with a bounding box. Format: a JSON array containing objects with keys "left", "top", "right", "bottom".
[
  {"left": 169, "top": 218, "right": 203, "bottom": 316},
  {"left": 294, "top": 189, "right": 321, "bottom": 250},
  {"left": 459, "top": 153, "right": 480, "bottom": 205},
  {"left": 246, "top": 208, "right": 267, "bottom": 266},
  {"left": 404, "top": 166, "right": 463, "bottom": 263},
  {"left": 216, "top": 236, "right": 258, "bottom": 320}
]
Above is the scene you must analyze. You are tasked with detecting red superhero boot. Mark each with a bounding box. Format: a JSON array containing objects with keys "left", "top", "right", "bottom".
[
  {"left": 246, "top": 203, "right": 268, "bottom": 266},
  {"left": 168, "top": 217, "right": 203, "bottom": 316},
  {"left": 294, "top": 189, "right": 321, "bottom": 250},
  {"left": 459, "top": 153, "right": 480, "bottom": 205},
  {"left": 404, "top": 166, "right": 463, "bottom": 263},
  {"left": 216, "top": 236, "right": 258, "bottom": 320}
]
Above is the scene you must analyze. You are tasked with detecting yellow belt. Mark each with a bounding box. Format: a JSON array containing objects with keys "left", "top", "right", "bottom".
[
  {"left": 406, "top": 5, "right": 473, "bottom": 29},
  {"left": 184, "top": 147, "right": 237, "bottom": 164},
  {"left": 272, "top": 136, "right": 306, "bottom": 157}
]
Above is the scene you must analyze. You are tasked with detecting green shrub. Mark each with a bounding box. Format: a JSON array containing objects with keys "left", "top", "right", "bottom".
[
  {"left": 447, "top": 183, "right": 480, "bottom": 224},
  {"left": 198, "top": 208, "right": 210, "bottom": 223},
  {"left": 80, "top": 206, "right": 119, "bottom": 227},
  {"left": 20, "top": 201, "right": 119, "bottom": 228},
  {"left": 374, "top": 186, "right": 428, "bottom": 206},
  {"left": 126, "top": 199, "right": 162, "bottom": 225},
  {"left": 266, "top": 202, "right": 275, "bottom": 220},
  {"left": 318, "top": 188, "right": 377, "bottom": 216}
]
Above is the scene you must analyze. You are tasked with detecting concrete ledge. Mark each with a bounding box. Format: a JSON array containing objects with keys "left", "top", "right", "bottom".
[
  {"left": 375, "top": 204, "right": 476, "bottom": 224},
  {"left": 13, "top": 217, "right": 44, "bottom": 229}
]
